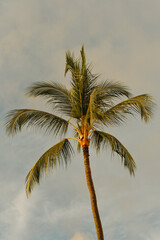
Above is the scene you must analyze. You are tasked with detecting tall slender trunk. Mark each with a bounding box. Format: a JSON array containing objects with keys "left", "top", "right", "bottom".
[{"left": 82, "top": 144, "right": 104, "bottom": 240}]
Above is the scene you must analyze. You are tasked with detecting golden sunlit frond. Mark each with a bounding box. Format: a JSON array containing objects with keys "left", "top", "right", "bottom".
[
  {"left": 5, "top": 109, "right": 69, "bottom": 136},
  {"left": 26, "top": 82, "right": 72, "bottom": 116},
  {"left": 25, "top": 139, "right": 74, "bottom": 197},
  {"left": 91, "top": 130, "right": 136, "bottom": 175},
  {"left": 101, "top": 94, "right": 155, "bottom": 127}
]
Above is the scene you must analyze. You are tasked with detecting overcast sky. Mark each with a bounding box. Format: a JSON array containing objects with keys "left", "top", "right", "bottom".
[{"left": 0, "top": 1, "right": 160, "bottom": 240}]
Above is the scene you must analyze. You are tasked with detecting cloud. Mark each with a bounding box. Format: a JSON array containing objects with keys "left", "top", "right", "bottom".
[
  {"left": 147, "top": 230, "right": 160, "bottom": 240},
  {"left": 0, "top": 188, "right": 32, "bottom": 240},
  {"left": 70, "top": 232, "right": 91, "bottom": 240}
]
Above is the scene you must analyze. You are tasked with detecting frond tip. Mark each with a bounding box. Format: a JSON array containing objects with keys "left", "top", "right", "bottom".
[
  {"left": 91, "top": 130, "right": 136, "bottom": 175},
  {"left": 25, "top": 139, "right": 74, "bottom": 197}
]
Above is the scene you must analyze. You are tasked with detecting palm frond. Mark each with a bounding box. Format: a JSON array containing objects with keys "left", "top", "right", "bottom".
[
  {"left": 91, "top": 130, "right": 136, "bottom": 175},
  {"left": 64, "top": 50, "right": 81, "bottom": 77},
  {"left": 101, "top": 94, "right": 155, "bottom": 126},
  {"left": 65, "top": 46, "right": 99, "bottom": 119},
  {"left": 25, "top": 139, "right": 74, "bottom": 197},
  {"left": 5, "top": 109, "right": 69, "bottom": 136},
  {"left": 85, "top": 88, "right": 105, "bottom": 125},
  {"left": 26, "top": 82, "right": 72, "bottom": 116},
  {"left": 84, "top": 80, "right": 131, "bottom": 122},
  {"left": 98, "top": 80, "right": 131, "bottom": 99},
  {"left": 65, "top": 49, "right": 82, "bottom": 119},
  {"left": 80, "top": 44, "right": 86, "bottom": 75},
  {"left": 69, "top": 69, "right": 99, "bottom": 120},
  {"left": 84, "top": 81, "right": 131, "bottom": 126}
]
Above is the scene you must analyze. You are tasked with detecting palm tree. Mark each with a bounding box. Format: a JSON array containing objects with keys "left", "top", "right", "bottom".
[{"left": 6, "top": 46, "right": 154, "bottom": 240}]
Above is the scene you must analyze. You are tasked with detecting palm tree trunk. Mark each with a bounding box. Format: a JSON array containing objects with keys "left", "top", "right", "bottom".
[{"left": 82, "top": 144, "right": 104, "bottom": 240}]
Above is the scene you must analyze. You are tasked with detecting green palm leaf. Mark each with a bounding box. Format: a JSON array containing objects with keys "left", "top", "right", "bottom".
[
  {"left": 85, "top": 88, "right": 106, "bottom": 126},
  {"left": 97, "top": 80, "right": 131, "bottom": 99},
  {"left": 26, "top": 82, "right": 72, "bottom": 116},
  {"left": 25, "top": 139, "right": 74, "bottom": 197},
  {"left": 5, "top": 109, "right": 69, "bottom": 136},
  {"left": 84, "top": 80, "right": 131, "bottom": 126},
  {"left": 64, "top": 49, "right": 81, "bottom": 80},
  {"left": 102, "top": 94, "right": 155, "bottom": 126},
  {"left": 85, "top": 84, "right": 127, "bottom": 126},
  {"left": 65, "top": 49, "right": 82, "bottom": 119},
  {"left": 80, "top": 45, "right": 86, "bottom": 75},
  {"left": 91, "top": 130, "right": 136, "bottom": 175},
  {"left": 65, "top": 46, "right": 98, "bottom": 119}
]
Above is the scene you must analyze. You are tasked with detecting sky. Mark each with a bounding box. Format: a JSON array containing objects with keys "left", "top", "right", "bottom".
[{"left": 0, "top": 0, "right": 160, "bottom": 239}]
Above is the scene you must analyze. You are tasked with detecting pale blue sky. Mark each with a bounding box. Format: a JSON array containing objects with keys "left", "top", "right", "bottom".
[{"left": 0, "top": 1, "right": 160, "bottom": 239}]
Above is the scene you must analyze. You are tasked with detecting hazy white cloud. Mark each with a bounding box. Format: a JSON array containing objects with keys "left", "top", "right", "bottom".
[
  {"left": 70, "top": 232, "right": 91, "bottom": 240},
  {"left": 147, "top": 230, "right": 160, "bottom": 240},
  {"left": 0, "top": 188, "right": 32, "bottom": 240}
]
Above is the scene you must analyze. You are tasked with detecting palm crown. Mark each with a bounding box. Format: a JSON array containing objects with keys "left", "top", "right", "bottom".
[
  {"left": 6, "top": 45, "right": 154, "bottom": 198},
  {"left": 6, "top": 45, "right": 155, "bottom": 240}
]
